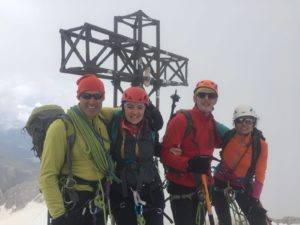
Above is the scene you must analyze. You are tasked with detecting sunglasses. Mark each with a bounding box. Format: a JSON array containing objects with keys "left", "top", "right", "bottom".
[
  {"left": 124, "top": 102, "right": 146, "bottom": 110},
  {"left": 80, "top": 92, "right": 103, "bottom": 100},
  {"left": 196, "top": 92, "right": 217, "bottom": 100},
  {"left": 235, "top": 117, "right": 256, "bottom": 125}
]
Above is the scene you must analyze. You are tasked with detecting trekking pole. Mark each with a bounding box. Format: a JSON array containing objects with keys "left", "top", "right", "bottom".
[
  {"left": 201, "top": 174, "right": 215, "bottom": 225},
  {"left": 169, "top": 90, "right": 180, "bottom": 120}
]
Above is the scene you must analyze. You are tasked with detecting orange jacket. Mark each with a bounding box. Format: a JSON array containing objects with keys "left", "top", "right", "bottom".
[{"left": 215, "top": 132, "right": 268, "bottom": 187}]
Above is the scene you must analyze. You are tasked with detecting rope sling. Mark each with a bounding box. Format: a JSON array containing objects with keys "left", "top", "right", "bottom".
[{"left": 67, "top": 105, "right": 121, "bottom": 224}]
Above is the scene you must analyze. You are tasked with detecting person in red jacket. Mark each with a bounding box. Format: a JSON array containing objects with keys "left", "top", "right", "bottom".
[
  {"left": 160, "top": 80, "right": 224, "bottom": 225},
  {"left": 213, "top": 105, "right": 269, "bottom": 225}
]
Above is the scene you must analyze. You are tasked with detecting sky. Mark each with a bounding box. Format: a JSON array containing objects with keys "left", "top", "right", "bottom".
[{"left": 0, "top": 0, "right": 300, "bottom": 219}]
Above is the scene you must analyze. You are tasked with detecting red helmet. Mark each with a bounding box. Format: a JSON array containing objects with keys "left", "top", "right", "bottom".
[
  {"left": 122, "top": 87, "right": 149, "bottom": 105},
  {"left": 194, "top": 80, "right": 218, "bottom": 95}
]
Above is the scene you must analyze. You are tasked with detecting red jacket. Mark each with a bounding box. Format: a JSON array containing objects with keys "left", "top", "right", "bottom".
[{"left": 161, "top": 106, "right": 222, "bottom": 187}]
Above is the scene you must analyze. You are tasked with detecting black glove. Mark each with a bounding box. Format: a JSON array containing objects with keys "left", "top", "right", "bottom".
[
  {"left": 154, "top": 142, "right": 162, "bottom": 157},
  {"left": 51, "top": 214, "right": 68, "bottom": 225},
  {"left": 145, "top": 102, "right": 164, "bottom": 132},
  {"left": 247, "top": 197, "right": 267, "bottom": 217},
  {"left": 187, "top": 155, "right": 211, "bottom": 174}
]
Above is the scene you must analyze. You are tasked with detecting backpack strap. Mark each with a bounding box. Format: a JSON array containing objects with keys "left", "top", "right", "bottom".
[
  {"left": 245, "top": 128, "right": 265, "bottom": 182},
  {"left": 181, "top": 110, "right": 193, "bottom": 138},
  {"left": 219, "top": 129, "right": 236, "bottom": 159},
  {"left": 58, "top": 114, "right": 76, "bottom": 189},
  {"left": 181, "top": 111, "right": 198, "bottom": 145}
]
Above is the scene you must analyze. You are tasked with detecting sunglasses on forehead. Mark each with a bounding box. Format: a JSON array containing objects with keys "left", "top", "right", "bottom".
[
  {"left": 80, "top": 92, "right": 103, "bottom": 100},
  {"left": 196, "top": 92, "right": 217, "bottom": 99},
  {"left": 235, "top": 117, "right": 256, "bottom": 125}
]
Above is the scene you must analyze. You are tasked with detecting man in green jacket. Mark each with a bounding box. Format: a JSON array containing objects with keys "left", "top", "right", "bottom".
[{"left": 39, "top": 74, "right": 116, "bottom": 225}]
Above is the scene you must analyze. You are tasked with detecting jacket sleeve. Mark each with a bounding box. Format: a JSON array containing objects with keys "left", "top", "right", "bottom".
[
  {"left": 144, "top": 101, "right": 164, "bottom": 132},
  {"left": 100, "top": 107, "right": 121, "bottom": 123},
  {"left": 160, "top": 113, "right": 190, "bottom": 171},
  {"left": 38, "top": 120, "right": 67, "bottom": 219},
  {"left": 214, "top": 120, "right": 230, "bottom": 148}
]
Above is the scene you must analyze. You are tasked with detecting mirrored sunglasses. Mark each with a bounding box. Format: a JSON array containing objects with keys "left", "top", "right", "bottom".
[
  {"left": 235, "top": 117, "right": 256, "bottom": 125},
  {"left": 124, "top": 102, "right": 146, "bottom": 110},
  {"left": 80, "top": 92, "right": 103, "bottom": 100},
  {"left": 197, "top": 92, "right": 217, "bottom": 100}
]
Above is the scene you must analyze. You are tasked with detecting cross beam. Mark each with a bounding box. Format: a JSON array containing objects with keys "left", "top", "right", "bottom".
[{"left": 60, "top": 10, "right": 188, "bottom": 107}]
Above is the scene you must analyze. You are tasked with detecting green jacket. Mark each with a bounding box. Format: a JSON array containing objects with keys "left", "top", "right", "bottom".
[{"left": 39, "top": 107, "right": 114, "bottom": 219}]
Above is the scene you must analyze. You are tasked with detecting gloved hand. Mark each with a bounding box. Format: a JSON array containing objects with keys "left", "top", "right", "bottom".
[
  {"left": 247, "top": 197, "right": 267, "bottom": 217},
  {"left": 187, "top": 155, "right": 211, "bottom": 174},
  {"left": 145, "top": 102, "right": 164, "bottom": 131},
  {"left": 51, "top": 214, "right": 68, "bottom": 225}
]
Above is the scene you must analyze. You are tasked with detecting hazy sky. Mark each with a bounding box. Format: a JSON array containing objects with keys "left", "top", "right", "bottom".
[{"left": 1, "top": 0, "right": 300, "bottom": 219}]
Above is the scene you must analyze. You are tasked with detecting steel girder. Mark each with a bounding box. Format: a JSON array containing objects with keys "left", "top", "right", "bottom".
[{"left": 60, "top": 10, "right": 188, "bottom": 106}]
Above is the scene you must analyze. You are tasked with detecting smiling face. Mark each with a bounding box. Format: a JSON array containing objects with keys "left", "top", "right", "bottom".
[
  {"left": 123, "top": 101, "right": 146, "bottom": 125},
  {"left": 234, "top": 116, "right": 256, "bottom": 135},
  {"left": 193, "top": 91, "right": 218, "bottom": 114},
  {"left": 78, "top": 91, "right": 104, "bottom": 119}
]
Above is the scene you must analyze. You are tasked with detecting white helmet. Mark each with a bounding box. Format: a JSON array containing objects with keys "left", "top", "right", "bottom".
[{"left": 233, "top": 105, "right": 258, "bottom": 120}]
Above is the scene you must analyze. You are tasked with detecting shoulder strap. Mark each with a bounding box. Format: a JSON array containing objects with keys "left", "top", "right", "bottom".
[
  {"left": 181, "top": 111, "right": 194, "bottom": 137},
  {"left": 219, "top": 129, "right": 236, "bottom": 159},
  {"left": 182, "top": 110, "right": 198, "bottom": 145},
  {"left": 246, "top": 128, "right": 265, "bottom": 181},
  {"left": 59, "top": 114, "right": 75, "bottom": 181}
]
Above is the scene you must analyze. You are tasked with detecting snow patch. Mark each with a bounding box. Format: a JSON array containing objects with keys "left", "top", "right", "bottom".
[{"left": 0, "top": 201, "right": 47, "bottom": 225}]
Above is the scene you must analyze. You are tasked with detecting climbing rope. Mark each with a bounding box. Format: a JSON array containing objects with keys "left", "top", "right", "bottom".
[
  {"left": 68, "top": 106, "right": 120, "bottom": 183},
  {"left": 195, "top": 190, "right": 207, "bottom": 225},
  {"left": 215, "top": 183, "right": 249, "bottom": 225}
]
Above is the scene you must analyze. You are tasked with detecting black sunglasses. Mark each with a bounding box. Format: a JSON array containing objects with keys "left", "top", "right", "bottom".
[
  {"left": 235, "top": 117, "right": 256, "bottom": 125},
  {"left": 80, "top": 93, "right": 103, "bottom": 100},
  {"left": 197, "top": 92, "right": 217, "bottom": 100}
]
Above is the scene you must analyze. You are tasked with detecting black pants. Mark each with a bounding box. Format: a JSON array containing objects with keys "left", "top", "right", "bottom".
[
  {"left": 213, "top": 180, "right": 268, "bottom": 225},
  {"left": 110, "top": 186, "right": 165, "bottom": 225},
  {"left": 167, "top": 182, "right": 207, "bottom": 225},
  {"left": 61, "top": 191, "right": 106, "bottom": 225}
]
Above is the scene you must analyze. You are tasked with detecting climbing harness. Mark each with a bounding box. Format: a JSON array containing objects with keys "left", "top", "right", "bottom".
[
  {"left": 131, "top": 188, "right": 146, "bottom": 225},
  {"left": 214, "top": 183, "right": 249, "bottom": 225}
]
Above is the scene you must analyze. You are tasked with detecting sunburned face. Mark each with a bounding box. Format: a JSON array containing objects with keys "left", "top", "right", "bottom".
[
  {"left": 194, "top": 91, "right": 218, "bottom": 114},
  {"left": 123, "top": 102, "right": 146, "bottom": 125},
  {"left": 78, "top": 91, "right": 104, "bottom": 119}
]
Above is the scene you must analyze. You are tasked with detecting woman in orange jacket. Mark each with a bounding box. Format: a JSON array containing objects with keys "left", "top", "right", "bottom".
[{"left": 213, "top": 105, "right": 269, "bottom": 225}]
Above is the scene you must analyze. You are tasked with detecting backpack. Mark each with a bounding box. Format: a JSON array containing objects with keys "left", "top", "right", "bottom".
[
  {"left": 24, "top": 105, "right": 74, "bottom": 160},
  {"left": 219, "top": 127, "right": 265, "bottom": 182},
  {"left": 180, "top": 110, "right": 228, "bottom": 142}
]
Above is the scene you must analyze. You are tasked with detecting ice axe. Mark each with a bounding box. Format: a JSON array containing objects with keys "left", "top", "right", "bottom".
[{"left": 201, "top": 174, "right": 215, "bottom": 225}]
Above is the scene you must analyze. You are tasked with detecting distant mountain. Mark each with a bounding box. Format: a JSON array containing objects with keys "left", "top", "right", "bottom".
[
  {"left": 0, "top": 181, "right": 40, "bottom": 211},
  {"left": 0, "top": 128, "right": 33, "bottom": 160},
  {"left": 0, "top": 128, "right": 39, "bottom": 199}
]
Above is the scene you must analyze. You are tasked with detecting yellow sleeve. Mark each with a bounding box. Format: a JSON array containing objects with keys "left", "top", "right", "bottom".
[
  {"left": 100, "top": 106, "right": 121, "bottom": 123},
  {"left": 38, "top": 119, "right": 66, "bottom": 219}
]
